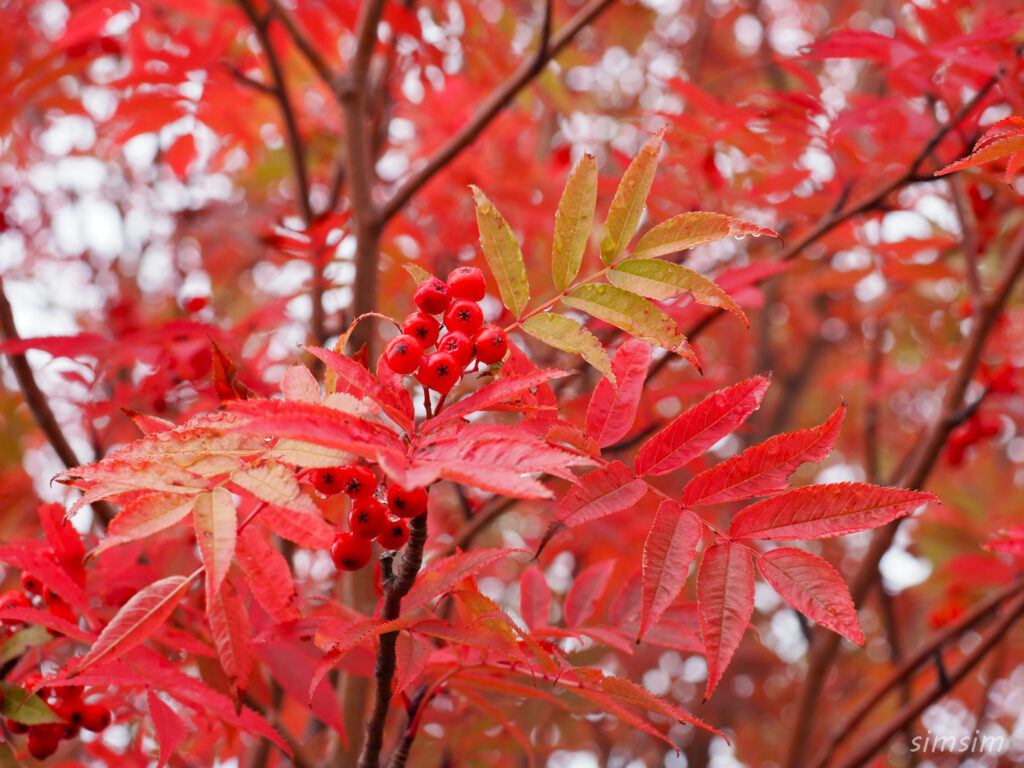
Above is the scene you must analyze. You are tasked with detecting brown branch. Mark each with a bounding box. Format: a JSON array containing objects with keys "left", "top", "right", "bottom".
[
  {"left": 785, "top": 222, "right": 1024, "bottom": 768},
  {"left": 0, "top": 276, "right": 114, "bottom": 525},
  {"left": 827, "top": 588, "right": 1024, "bottom": 768},
  {"left": 261, "top": 0, "right": 340, "bottom": 94},
  {"left": 357, "top": 513, "right": 429, "bottom": 768},
  {"left": 809, "top": 579, "right": 1024, "bottom": 768},
  {"left": 950, "top": 173, "right": 983, "bottom": 303},
  {"left": 864, "top": 317, "right": 886, "bottom": 483},
  {"left": 377, "top": 0, "right": 618, "bottom": 224}
]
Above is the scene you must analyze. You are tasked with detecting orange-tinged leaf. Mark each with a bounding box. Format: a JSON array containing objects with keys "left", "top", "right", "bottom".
[
  {"left": 471, "top": 185, "right": 530, "bottom": 317},
  {"left": 935, "top": 116, "right": 1024, "bottom": 182},
  {"left": 555, "top": 461, "right": 648, "bottom": 527},
  {"left": 193, "top": 488, "right": 237, "bottom": 611},
  {"left": 404, "top": 549, "right": 518, "bottom": 614},
  {"left": 76, "top": 572, "right": 200, "bottom": 674},
  {"left": 231, "top": 462, "right": 319, "bottom": 517},
  {"left": 520, "top": 314, "right": 614, "bottom": 383},
  {"left": 599, "top": 675, "right": 723, "bottom": 738},
  {"left": 147, "top": 691, "right": 187, "bottom": 768},
  {"left": 756, "top": 548, "right": 864, "bottom": 644},
  {"left": 631, "top": 212, "right": 779, "bottom": 260},
  {"left": 58, "top": 460, "right": 209, "bottom": 514},
  {"left": 608, "top": 259, "right": 748, "bottom": 326},
  {"left": 698, "top": 541, "right": 754, "bottom": 700},
  {"left": 519, "top": 566, "right": 550, "bottom": 631},
  {"left": 683, "top": 404, "right": 845, "bottom": 506},
  {"left": 585, "top": 339, "right": 651, "bottom": 448},
  {"left": 635, "top": 376, "right": 770, "bottom": 476},
  {"left": 601, "top": 128, "right": 665, "bottom": 264},
  {"left": 552, "top": 153, "right": 597, "bottom": 290},
  {"left": 564, "top": 560, "right": 616, "bottom": 627},
  {"left": 207, "top": 579, "right": 253, "bottom": 694},
  {"left": 281, "top": 364, "right": 321, "bottom": 402},
  {"left": 91, "top": 493, "right": 195, "bottom": 559},
  {"left": 640, "top": 502, "right": 703, "bottom": 641},
  {"left": 728, "top": 483, "right": 937, "bottom": 540}
]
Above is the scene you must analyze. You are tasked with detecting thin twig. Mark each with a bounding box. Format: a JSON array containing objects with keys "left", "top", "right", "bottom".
[
  {"left": 241, "top": 690, "right": 318, "bottom": 768},
  {"left": 864, "top": 316, "right": 886, "bottom": 484},
  {"left": 0, "top": 276, "right": 114, "bottom": 525}
]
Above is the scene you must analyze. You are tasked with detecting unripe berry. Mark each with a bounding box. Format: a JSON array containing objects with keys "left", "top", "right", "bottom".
[
  {"left": 331, "top": 531, "right": 373, "bottom": 571},
  {"left": 348, "top": 499, "right": 388, "bottom": 539},
  {"left": 376, "top": 517, "right": 410, "bottom": 550},
  {"left": 443, "top": 299, "right": 484, "bottom": 336},
  {"left": 437, "top": 331, "right": 474, "bottom": 368},
  {"left": 384, "top": 334, "right": 424, "bottom": 375},
  {"left": 80, "top": 704, "right": 112, "bottom": 732},
  {"left": 387, "top": 484, "right": 429, "bottom": 519},
  {"left": 340, "top": 465, "right": 378, "bottom": 500},
  {"left": 446, "top": 266, "right": 486, "bottom": 301},
  {"left": 473, "top": 325, "right": 509, "bottom": 364},
  {"left": 413, "top": 278, "right": 451, "bottom": 315},
  {"left": 417, "top": 351, "right": 459, "bottom": 394},
  {"left": 402, "top": 312, "right": 441, "bottom": 348}
]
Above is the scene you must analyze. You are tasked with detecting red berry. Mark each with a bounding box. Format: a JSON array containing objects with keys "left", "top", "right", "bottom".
[
  {"left": 20, "top": 572, "right": 44, "bottom": 595},
  {"left": 341, "top": 465, "right": 378, "bottom": 500},
  {"left": 417, "top": 351, "right": 459, "bottom": 394},
  {"left": 387, "top": 484, "right": 428, "bottom": 519},
  {"left": 443, "top": 299, "right": 484, "bottom": 336},
  {"left": 447, "top": 267, "right": 486, "bottom": 301},
  {"left": 473, "top": 326, "right": 508, "bottom": 364},
  {"left": 80, "top": 703, "right": 111, "bottom": 732},
  {"left": 27, "top": 728, "right": 60, "bottom": 759},
  {"left": 402, "top": 312, "right": 441, "bottom": 348},
  {"left": 331, "top": 531, "right": 373, "bottom": 571},
  {"left": 437, "top": 331, "right": 474, "bottom": 368},
  {"left": 348, "top": 499, "right": 388, "bottom": 539},
  {"left": 53, "top": 698, "right": 87, "bottom": 728},
  {"left": 310, "top": 467, "right": 346, "bottom": 496},
  {"left": 183, "top": 296, "right": 208, "bottom": 313},
  {"left": 384, "top": 334, "right": 424, "bottom": 375},
  {"left": 5, "top": 717, "right": 28, "bottom": 734},
  {"left": 376, "top": 517, "right": 410, "bottom": 550},
  {"left": 413, "top": 278, "right": 451, "bottom": 315},
  {"left": 0, "top": 590, "right": 30, "bottom": 612}
]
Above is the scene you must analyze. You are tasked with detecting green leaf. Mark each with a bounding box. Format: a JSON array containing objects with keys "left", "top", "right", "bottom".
[
  {"left": 552, "top": 154, "right": 597, "bottom": 291},
  {"left": 632, "top": 212, "right": 779, "bottom": 261},
  {"left": 563, "top": 284, "right": 699, "bottom": 369},
  {"left": 0, "top": 682, "right": 64, "bottom": 725},
  {"left": 471, "top": 185, "right": 530, "bottom": 317},
  {"left": 600, "top": 128, "right": 665, "bottom": 265},
  {"left": 521, "top": 313, "right": 614, "bottom": 383},
  {"left": 403, "top": 263, "right": 434, "bottom": 286},
  {"left": 608, "top": 259, "right": 748, "bottom": 326},
  {"left": 0, "top": 625, "right": 52, "bottom": 664}
]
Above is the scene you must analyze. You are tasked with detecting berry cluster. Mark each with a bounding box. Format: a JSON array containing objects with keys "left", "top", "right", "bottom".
[
  {"left": 1, "top": 571, "right": 76, "bottom": 629},
  {"left": 384, "top": 267, "right": 509, "bottom": 394},
  {"left": 945, "top": 411, "right": 1003, "bottom": 466},
  {"left": 5, "top": 678, "right": 111, "bottom": 759},
  {"left": 308, "top": 465, "right": 428, "bottom": 571}
]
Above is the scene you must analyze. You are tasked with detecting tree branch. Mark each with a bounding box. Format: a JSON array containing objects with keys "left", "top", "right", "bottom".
[{"left": 0, "top": 276, "right": 114, "bottom": 525}]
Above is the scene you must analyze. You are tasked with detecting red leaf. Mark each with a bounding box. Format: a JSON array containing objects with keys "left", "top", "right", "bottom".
[
  {"left": 257, "top": 639, "right": 348, "bottom": 740},
  {"left": 729, "top": 483, "right": 936, "bottom": 540},
  {"left": 422, "top": 369, "right": 574, "bottom": 432},
  {"left": 38, "top": 503, "right": 86, "bottom": 586},
  {"left": 635, "top": 376, "right": 770, "bottom": 476},
  {"left": 91, "top": 492, "right": 195, "bottom": 559},
  {"left": 756, "top": 548, "right": 864, "bottom": 644},
  {"left": 394, "top": 632, "right": 434, "bottom": 697},
  {"left": 585, "top": 339, "right": 652, "bottom": 448},
  {"left": 564, "top": 560, "right": 616, "bottom": 627},
  {"left": 404, "top": 549, "right": 518, "bottom": 614},
  {"left": 193, "top": 488, "right": 237, "bottom": 611},
  {"left": 555, "top": 461, "right": 648, "bottom": 527},
  {"left": 683, "top": 404, "right": 845, "bottom": 506},
  {"left": 256, "top": 505, "right": 335, "bottom": 550},
  {"left": 640, "top": 502, "right": 703, "bottom": 641},
  {"left": 76, "top": 572, "right": 200, "bottom": 674},
  {"left": 235, "top": 527, "right": 298, "bottom": 622},
  {"left": 0, "top": 606, "right": 93, "bottom": 642},
  {"left": 147, "top": 690, "right": 187, "bottom": 768},
  {"left": 165, "top": 133, "right": 196, "bottom": 178},
  {"left": 208, "top": 579, "right": 253, "bottom": 694},
  {"left": 935, "top": 116, "right": 1024, "bottom": 183},
  {"left": 519, "top": 566, "right": 550, "bottom": 631},
  {"left": 697, "top": 541, "right": 754, "bottom": 699}
]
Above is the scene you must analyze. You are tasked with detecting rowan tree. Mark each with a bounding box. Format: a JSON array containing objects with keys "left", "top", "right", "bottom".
[{"left": 1, "top": 1, "right": 1023, "bottom": 767}]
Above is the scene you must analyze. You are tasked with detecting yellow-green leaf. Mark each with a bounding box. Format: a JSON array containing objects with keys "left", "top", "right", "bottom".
[
  {"left": 552, "top": 154, "right": 597, "bottom": 291},
  {"left": 608, "top": 259, "right": 748, "bottom": 326},
  {"left": 0, "top": 683, "right": 64, "bottom": 725},
  {"left": 522, "top": 313, "right": 614, "bottom": 384},
  {"left": 563, "top": 284, "right": 699, "bottom": 369},
  {"left": 632, "top": 212, "right": 779, "bottom": 261},
  {"left": 403, "top": 262, "right": 434, "bottom": 286},
  {"left": 600, "top": 128, "right": 665, "bottom": 265},
  {"left": 471, "top": 185, "right": 530, "bottom": 317},
  {"left": 193, "top": 487, "right": 237, "bottom": 613}
]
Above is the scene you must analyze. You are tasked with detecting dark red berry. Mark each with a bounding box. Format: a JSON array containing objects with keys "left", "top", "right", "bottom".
[
  {"left": 81, "top": 704, "right": 111, "bottom": 732},
  {"left": 443, "top": 299, "right": 484, "bottom": 336},
  {"left": 437, "top": 331, "right": 474, "bottom": 368},
  {"left": 417, "top": 351, "right": 459, "bottom": 394},
  {"left": 473, "top": 326, "right": 509, "bottom": 364},
  {"left": 27, "top": 728, "right": 60, "bottom": 759},
  {"left": 413, "top": 278, "right": 451, "bottom": 315},
  {"left": 348, "top": 499, "right": 388, "bottom": 539},
  {"left": 331, "top": 531, "right": 373, "bottom": 571},
  {"left": 20, "top": 572, "right": 43, "bottom": 595},
  {"left": 376, "top": 517, "right": 410, "bottom": 550},
  {"left": 310, "top": 467, "right": 345, "bottom": 496},
  {"left": 5, "top": 717, "right": 28, "bottom": 734},
  {"left": 53, "top": 698, "right": 87, "bottom": 728},
  {"left": 447, "top": 266, "right": 486, "bottom": 301},
  {"left": 341, "top": 465, "right": 378, "bottom": 500},
  {"left": 0, "top": 590, "right": 30, "bottom": 612},
  {"left": 384, "top": 334, "right": 424, "bottom": 375},
  {"left": 387, "top": 484, "right": 429, "bottom": 519},
  {"left": 402, "top": 312, "right": 441, "bottom": 348}
]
